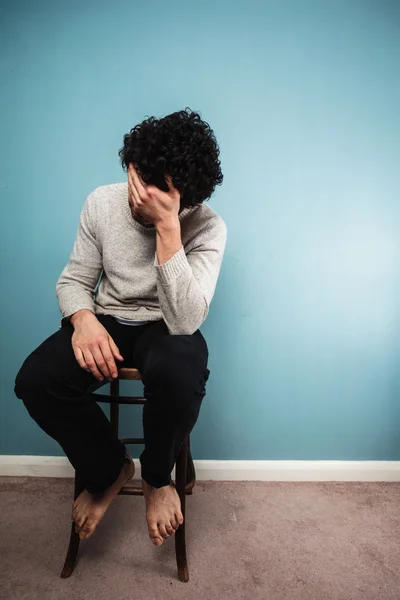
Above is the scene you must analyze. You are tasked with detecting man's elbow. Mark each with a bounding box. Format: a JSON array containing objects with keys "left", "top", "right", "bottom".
[
  {"left": 167, "top": 322, "right": 200, "bottom": 336},
  {"left": 166, "top": 301, "right": 209, "bottom": 335}
]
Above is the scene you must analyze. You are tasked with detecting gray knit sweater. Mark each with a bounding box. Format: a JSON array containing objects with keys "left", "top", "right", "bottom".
[{"left": 56, "top": 183, "right": 227, "bottom": 335}]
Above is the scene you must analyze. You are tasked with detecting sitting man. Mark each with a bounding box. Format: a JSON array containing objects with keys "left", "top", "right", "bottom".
[{"left": 14, "top": 108, "right": 226, "bottom": 546}]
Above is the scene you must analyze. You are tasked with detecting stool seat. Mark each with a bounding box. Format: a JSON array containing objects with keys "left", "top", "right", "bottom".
[{"left": 118, "top": 368, "right": 142, "bottom": 381}]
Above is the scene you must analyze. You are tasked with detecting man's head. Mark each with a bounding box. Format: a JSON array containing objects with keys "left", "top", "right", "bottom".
[{"left": 119, "top": 108, "right": 223, "bottom": 208}]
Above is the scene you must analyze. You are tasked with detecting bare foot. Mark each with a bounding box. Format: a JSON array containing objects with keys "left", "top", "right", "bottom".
[
  {"left": 142, "top": 479, "right": 184, "bottom": 546},
  {"left": 72, "top": 455, "right": 135, "bottom": 540}
]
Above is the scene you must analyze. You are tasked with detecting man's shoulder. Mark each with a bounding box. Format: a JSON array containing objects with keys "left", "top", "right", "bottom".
[
  {"left": 187, "top": 203, "right": 226, "bottom": 229},
  {"left": 88, "top": 182, "right": 127, "bottom": 204},
  {"left": 181, "top": 203, "right": 227, "bottom": 250},
  {"left": 83, "top": 183, "right": 127, "bottom": 226},
  {"left": 186, "top": 202, "right": 227, "bottom": 236}
]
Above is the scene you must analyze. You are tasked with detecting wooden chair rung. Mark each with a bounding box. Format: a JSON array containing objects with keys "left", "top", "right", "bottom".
[
  {"left": 119, "top": 485, "right": 143, "bottom": 496},
  {"left": 93, "top": 394, "right": 146, "bottom": 405}
]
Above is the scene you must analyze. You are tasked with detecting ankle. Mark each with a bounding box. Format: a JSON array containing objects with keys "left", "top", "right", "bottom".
[
  {"left": 142, "top": 478, "right": 154, "bottom": 493},
  {"left": 141, "top": 475, "right": 172, "bottom": 490}
]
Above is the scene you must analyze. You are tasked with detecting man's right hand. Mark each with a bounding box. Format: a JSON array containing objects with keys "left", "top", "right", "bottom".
[{"left": 70, "top": 310, "right": 123, "bottom": 381}]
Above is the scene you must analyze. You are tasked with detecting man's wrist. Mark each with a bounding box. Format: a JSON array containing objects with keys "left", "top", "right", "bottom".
[
  {"left": 70, "top": 309, "right": 96, "bottom": 328},
  {"left": 155, "top": 215, "right": 182, "bottom": 265},
  {"left": 155, "top": 215, "right": 180, "bottom": 234}
]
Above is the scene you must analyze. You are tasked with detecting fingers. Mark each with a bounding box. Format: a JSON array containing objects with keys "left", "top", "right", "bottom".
[
  {"left": 128, "top": 172, "right": 143, "bottom": 217},
  {"left": 73, "top": 346, "right": 91, "bottom": 373},
  {"left": 165, "top": 175, "right": 177, "bottom": 195},
  {"left": 99, "top": 340, "right": 118, "bottom": 379},
  {"left": 74, "top": 345, "right": 103, "bottom": 380},
  {"left": 128, "top": 168, "right": 140, "bottom": 204},
  {"left": 128, "top": 169, "right": 144, "bottom": 212},
  {"left": 74, "top": 339, "right": 122, "bottom": 381},
  {"left": 129, "top": 164, "right": 148, "bottom": 198},
  {"left": 82, "top": 349, "right": 104, "bottom": 381},
  {"left": 109, "top": 337, "right": 124, "bottom": 362},
  {"left": 91, "top": 345, "right": 112, "bottom": 380}
]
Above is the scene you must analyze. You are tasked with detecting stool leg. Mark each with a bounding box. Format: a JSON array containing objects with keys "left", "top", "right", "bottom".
[
  {"left": 185, "top": 436, "right": 196, "bottom": 495},
  {"left": 110, "top": 379, "right": 119, "bottom": 435},
  {"left": 175, "top": 437, "right": 189, "bottom": 583},
  {"left": 60, "top": 473, "right": 85, "bottom": 578}
]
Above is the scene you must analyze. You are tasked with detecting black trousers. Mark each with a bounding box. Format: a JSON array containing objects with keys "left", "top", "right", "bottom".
[{"left": 14, "top": 316, "right": 209, "bottom": 493}]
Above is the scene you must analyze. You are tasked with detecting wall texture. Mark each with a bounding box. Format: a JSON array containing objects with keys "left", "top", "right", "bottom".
[{"left": 1, "top": 0, "right": 399, "bottom": 459}]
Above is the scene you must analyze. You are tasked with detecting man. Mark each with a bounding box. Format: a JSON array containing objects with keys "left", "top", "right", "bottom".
[{"left": 14, "top": 109, "right": 226, "bottom": 546}]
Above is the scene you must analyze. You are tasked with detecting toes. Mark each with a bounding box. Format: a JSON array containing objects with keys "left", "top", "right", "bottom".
[
  {"left": 72, "top": 499, "right": 82, "bottom": 515},
  {"left": 176, "top": 512, "right": 184, "bottom": 526},
  {"left": 152, "top": 536, "right": 163, "bottom": 546},
  {"left": 157, "top": 524, "right": 169, "bottom": 538},
  {"left": 79, "top": 526, "right": 91, "bottom": 540},
  {"left": 79, "top": 518, "right": 97, "bottom": 540},
  {"left": 166, "top": 524, "right": 175, "bottom": 536},
  {"left": 74, "top": 514, "right": 86, "bottom": 533},
  {"left": 148, "top": 525, "right": 163, "bottom": 545}
]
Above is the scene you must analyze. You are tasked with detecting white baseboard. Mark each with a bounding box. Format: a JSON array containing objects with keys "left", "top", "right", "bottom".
[{"left": 1, "top": 456, "right": 400, "bottom": 482}]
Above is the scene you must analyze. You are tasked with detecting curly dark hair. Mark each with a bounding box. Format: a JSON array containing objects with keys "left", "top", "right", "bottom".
[{"left": 118, "top": 108, "right": 223, "bottom": 207}]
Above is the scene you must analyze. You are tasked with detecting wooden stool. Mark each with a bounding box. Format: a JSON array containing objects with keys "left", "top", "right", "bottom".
[{"left": 61, "top": 367, "right": 196, "bottom": 582}]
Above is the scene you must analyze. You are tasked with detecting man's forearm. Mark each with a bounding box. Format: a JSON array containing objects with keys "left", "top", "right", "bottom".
[
  {"left": 155, "top": 217, "right": 182, "bottom": 265},
  {"left": 154, "top": 213, "right": 226, "bottom": 335},
  {"left": 154, "top": 217, "right": 208, "bottom": 335}
]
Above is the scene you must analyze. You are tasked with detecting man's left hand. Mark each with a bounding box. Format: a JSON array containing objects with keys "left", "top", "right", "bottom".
[{"left": 128, "top": 164, "right": 180, "bottom": 228}]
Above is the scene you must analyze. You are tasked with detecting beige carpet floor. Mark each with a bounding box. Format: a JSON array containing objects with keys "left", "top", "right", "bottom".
[{"left": 1, "top": 477, "right": 400, "bottom": 600}]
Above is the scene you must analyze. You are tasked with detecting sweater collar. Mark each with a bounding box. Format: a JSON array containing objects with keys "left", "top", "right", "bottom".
[{"left": 122, "top": 184, "right": 194, "bottom": 233}]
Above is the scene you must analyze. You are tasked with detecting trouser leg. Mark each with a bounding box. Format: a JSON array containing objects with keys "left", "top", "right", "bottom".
[
  {"left": 14, "top": 316, "right": 137, "bottom": 493},
  {"left": 133, "top": 321, "right": 209, "bottom": 488}
]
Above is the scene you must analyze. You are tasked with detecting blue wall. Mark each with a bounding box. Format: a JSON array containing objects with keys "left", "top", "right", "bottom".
[{"left": 1, "top": 0, "right": 399, "bottom": 460}]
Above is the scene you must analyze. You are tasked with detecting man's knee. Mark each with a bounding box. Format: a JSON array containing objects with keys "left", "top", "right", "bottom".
[
  {"left": 14, "top": 354, "right": 53, "bottom": 422},
  {"left": 143, "top": 334, "right": 209, "bottom": 395},
  {"left": 14, "top": 353, "right": 48, "bottom": 400}
]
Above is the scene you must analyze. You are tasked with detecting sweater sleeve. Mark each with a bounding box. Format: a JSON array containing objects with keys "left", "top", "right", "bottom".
[
  {"left": 56, "top": 191, "right": 103, "bottom": 323},
  {"left": 155, "top": 216, "right": 227, "bottom": 335}
]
